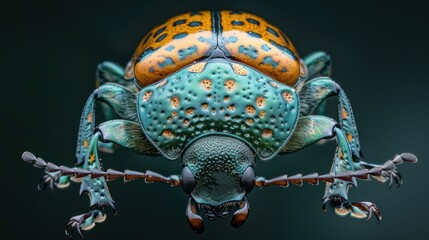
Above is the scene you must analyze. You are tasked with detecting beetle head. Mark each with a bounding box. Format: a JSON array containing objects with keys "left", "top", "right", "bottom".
[{"left": 181, "top": 135, "right": 255, "bottom": 227}]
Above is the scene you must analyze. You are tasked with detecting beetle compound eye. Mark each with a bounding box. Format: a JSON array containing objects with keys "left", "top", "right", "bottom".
[
  {"left": 181, "top": 166, "right": 195, "bottom": 194},
  {"left": 241, "top": 167, "right": 255, "bottom": 193}
]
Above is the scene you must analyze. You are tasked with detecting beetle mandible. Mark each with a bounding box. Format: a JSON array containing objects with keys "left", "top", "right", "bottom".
[{"left": 22, "top": 10, "right": 418, "bottom": 237}]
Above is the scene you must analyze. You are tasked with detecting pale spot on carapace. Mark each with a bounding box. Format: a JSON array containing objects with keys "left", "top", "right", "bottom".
[
  {"left": 342, "top": 109, "right": 349, "bottom": 119},
  {"left": 167, "top": 116, "right": 172, "bottom": 122},
  {"left": 282, "top": 91, "right": 293, "bottom": 103},
  {"left": 172, "top": 111, "right": 178, "bottom": 118},
  {"left": 183, "top": 119, "right": 190, "bottom": 126},
  {"left": 256, "top": 96, "right": 266, "bottom": 108},
  {"left": 188, "top": 62, "right": 207, "bottom": 73},
  {"left": 269, "top": 81, "right": 279, "bottom": 88},
  {"left": 186, "top": 108, "right": 195, "bottom": 115},
  {"left": 157, "top": 79, "right": 167, "bottom": 88},
  {"left": 231, "top": 63, "right": 248, "bottom": 75},
  {"left": 262, "top": 129, "right": 273, "bottom": 138},
  {"left": 86, "top": 113, "right": 93, "bottom": 123},
  {"left": 171, "top": 96, "right": 179, "bottom": 108},
  {"left": 224, "top": 96, "right": 230, "bottom": 102},
  {"left": 202, "top": 103, "right": 209, "bottom": 110},
  {"left": 259, "top": 110, "right": 266, "bottom": 118},
  {"left": 143, "top": 91, "right": 152, "bottom": 102},
  {"left": 212, "top": 108, "right": 216, "bottom": 113},
  {"left": 227, "top": 105, "right": 235, "bottom": 111},
  {"left": 162, "top": 130, "right": 174, "bottom": 139},
  {"left": 246, "top": 118, "right": 254, "bottom": 125},
  {"left": 224, "top": 79, "right": 237, "bottom": 92},
  {"left": 246, "top": 105, "right": 256, "bottom": 114},
  {"left": 200, "top": 79, "right": 212, "bottom": 91}
]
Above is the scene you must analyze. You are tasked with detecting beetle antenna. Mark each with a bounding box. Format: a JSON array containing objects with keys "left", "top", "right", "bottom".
[
  {"left": 22, "top": 151, "right": 181, "bottom": 187},
  {"left": 255, "top": 153, "right": 417, "bottom": 188}
]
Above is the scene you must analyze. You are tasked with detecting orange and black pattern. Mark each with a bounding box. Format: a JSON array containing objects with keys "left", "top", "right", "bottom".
[{"left": 126, "top": 10, "right": 306, "bottom": 88}]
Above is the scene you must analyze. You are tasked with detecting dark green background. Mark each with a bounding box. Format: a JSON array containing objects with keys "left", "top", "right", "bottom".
[{"left": 2, "top": 0, "right": 428, "bottom": 239}]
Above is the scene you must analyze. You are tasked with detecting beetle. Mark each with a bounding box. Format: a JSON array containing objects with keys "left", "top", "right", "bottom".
[{"left": 22, "top": 10, "right": 417, "bottom": 237}]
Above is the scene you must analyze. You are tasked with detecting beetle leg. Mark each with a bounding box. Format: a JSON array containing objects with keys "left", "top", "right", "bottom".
[
  {"left": 76, "top": 83, "right": 140, "bottom": 166},
  {"left": 279, "top": 115, "right": 417, "bottom": 222},
  {"left": 95, "top": 61, "right": 136, "bottom": 123},
  {"left": 297, "top": 77, "right": 363, "bottom": 160}
]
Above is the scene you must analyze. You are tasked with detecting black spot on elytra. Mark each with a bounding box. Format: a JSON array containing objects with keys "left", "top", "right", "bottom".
[
  {"left": 173, "top": 19, "right": 187, "bottom": 26},
  {"left": 173, "top": 33, "right": 188, "bottom": 39},
  {"left": 154, "top": 26, "right": 166, "bottom": 38},
  {"left": 142, "top": 33, "right": 152, "bottom": 45},
  {"left": 246, "top": 18, "right": 260, "bottom": 25},
  {"left": 156, "top": 33, "right": 167, "bottom": 42},
  {"left": 231, "top": 20, "right": 244, "bottom": 26},
  {"left": 248, "top": 31, "right": 261, "bottom": 38},
  {"left": 266, "top": 26, "right": 280, "bottom": 37},
  {"left": 189, "top": 21, "right": 202, "bottom": 27},
  {"left": 280, "top": 32, "right": 290, "bottom": 44},
  {"left": 229, "top": 11, "right": 242, "bottom": 14}
]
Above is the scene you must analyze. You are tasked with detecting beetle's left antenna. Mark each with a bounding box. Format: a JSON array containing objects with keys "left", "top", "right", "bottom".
[{"left": 22, "top": 151, "right": 182, "bottom": 186}]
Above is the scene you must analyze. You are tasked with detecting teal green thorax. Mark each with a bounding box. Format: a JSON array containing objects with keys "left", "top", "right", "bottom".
[{"left": 137, "top": 59, "right": 299, "bottom": 161}]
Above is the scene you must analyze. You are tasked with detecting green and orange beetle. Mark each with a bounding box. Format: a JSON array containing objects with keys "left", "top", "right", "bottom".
[{"left": 22, "top": 10, "right": 417, "bottom": 237}]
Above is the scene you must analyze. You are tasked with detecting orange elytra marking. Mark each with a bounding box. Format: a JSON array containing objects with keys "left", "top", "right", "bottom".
[
  {"left": 157, "top": 79, "right": 167, "bottom": 88},
  {"left": 171, "top": 111, "right": 178, "bottom": 118},
  {"left": 259, "top": 110, "right": 266, "bottom": 118},
  {"left": 231, "top": 63, "right": 248, "bottom": 75},
  {"left": 227, "top": 105, "right": 235, "bottom": 111},
  {"left": 220, "top": 11, "right": 302, "bottom": 86},
  {"left": 347, "top": 133, "right": 353, "bottom": 143},
  {"left": 162, "top": 130, "right": 174, "bottom": 139},
  {"left": 246, "top": 105, "right": 256, "bottom": 114},
  {"left": 262, "top": 129, "right": 273, "bottom": 138},
  {"left": 186, "top": 108, "right": 195, "bottom": 115},
  {"left": 83, "top": 140, "right": 89, "bottom": 148},
  {"left": 256, "top": 96, "right": 266, "bottom": 108},
  {"left": 224, "top": 79, "right": 237, "bottom": 92},
  {"left": 129, "top": 11, "right": 214, "bottom": 87},
  {"left": 89, "top": 153, "right": 96, "bottom": 164},
  {"left": 342, "top": 109, "right": 349, "bottom": 119},
  {"left": 282, "top": 91, "right": 293, "bottom": 103},
  {"left": 224, "top": 96, "right": 230, "bottom": 102},
  {"left": 86, "top": 114, "right": 93, "bottom": 123},
  {"left": 246, "top": 118, "right": 254, "bottom": 125},
  {"left": 188, "top": 62, "right": 207, "bottom": 73},
  {"left": 200, "top": 79, "right": 212, "bottom": 91},
  {"left": 171, "top": 96, "right": 179, "bottom": 108},
  {"left": 143, "top": 91, "right": 152, "bottom": 102}
]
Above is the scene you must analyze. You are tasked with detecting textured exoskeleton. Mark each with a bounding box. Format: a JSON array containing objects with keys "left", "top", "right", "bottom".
[{"left": 22, "top": 10, "right": 417, "bottom": 237}]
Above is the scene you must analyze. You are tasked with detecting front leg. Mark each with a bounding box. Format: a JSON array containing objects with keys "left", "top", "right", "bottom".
[
  {"left": 23, "top": 120, "right": 160, "bottom": 237},
  {"left": 281, "top": 116, "right": 417, "bottom": 221}
]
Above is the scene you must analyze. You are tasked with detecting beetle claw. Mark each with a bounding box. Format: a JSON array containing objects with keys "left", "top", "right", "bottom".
[
  {"left": 38, "top": 171, "right": 61, "bottom": 191},
  {"left": 350, "top": 202, "right": 382, "bottom": 223},
  {"left": 65, "top": 210, "right": 106, "bottom": 238}
]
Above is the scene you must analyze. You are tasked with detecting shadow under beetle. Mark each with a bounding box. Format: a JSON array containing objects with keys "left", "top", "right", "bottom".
[{"left": 22, "top": 10, "right": 418, "bottom": 237}]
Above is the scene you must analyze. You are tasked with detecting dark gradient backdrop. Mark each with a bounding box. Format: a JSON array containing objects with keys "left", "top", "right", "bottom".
[{"left": 2, "top": 0, "right": 428, "bottom": 239}]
